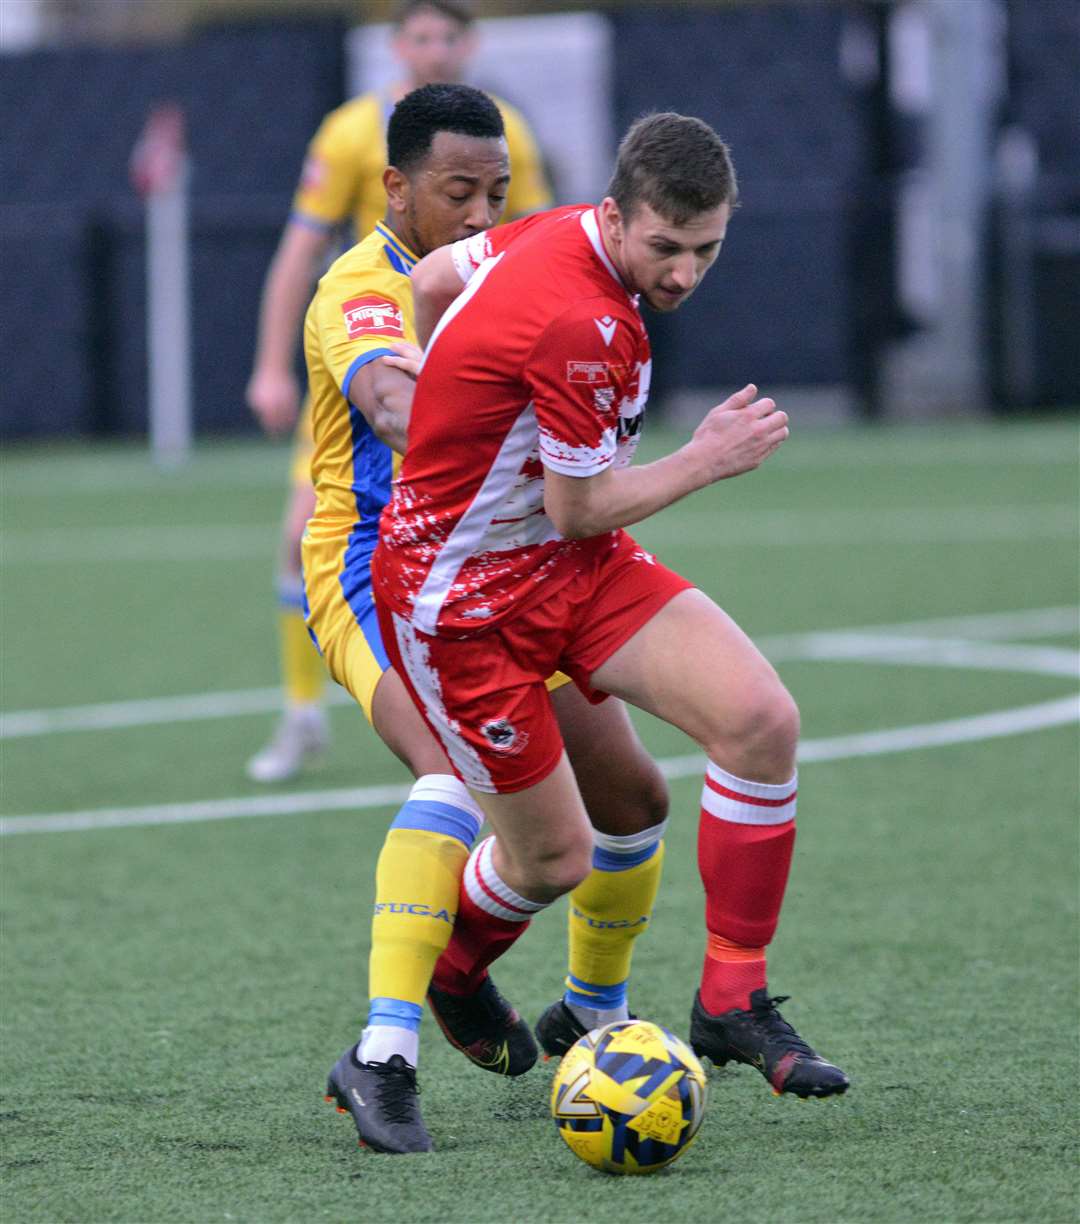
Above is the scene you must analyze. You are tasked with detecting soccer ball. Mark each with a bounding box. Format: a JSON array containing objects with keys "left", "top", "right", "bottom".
[{"left": 550, "top": 1019, "right": 707, "bottom": 1175}]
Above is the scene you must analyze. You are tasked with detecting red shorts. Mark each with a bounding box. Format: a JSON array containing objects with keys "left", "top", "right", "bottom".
[{"left": 376, "top": 530, "right": 693, "bottom": 793}]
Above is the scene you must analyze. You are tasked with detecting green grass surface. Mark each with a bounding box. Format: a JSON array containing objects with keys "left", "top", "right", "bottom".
[{"left": 2, "top": 419, "right": 1079, "bottom": 1222}]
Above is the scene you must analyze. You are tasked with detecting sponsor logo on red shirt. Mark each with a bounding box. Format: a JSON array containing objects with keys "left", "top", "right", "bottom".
[
  {"left": 341, "top": 296, "right": 404, "bottom": 339},
  {"left": 566, "top": 361, "right": 611, "bottom": 385}
]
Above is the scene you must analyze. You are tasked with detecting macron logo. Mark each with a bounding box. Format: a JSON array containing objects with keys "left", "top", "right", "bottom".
[{"left": 594, "top": 316, "right": 617, "bottom": 346}]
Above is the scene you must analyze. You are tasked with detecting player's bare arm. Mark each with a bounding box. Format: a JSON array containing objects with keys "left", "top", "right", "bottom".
[
  {"left": 410, "top": 246, "right": 468, "bottom": 345},
  {"left": 544, "top": 384, "right": 788, "bottom": 539},
  {"left": 347, "top": 358, "right": 416, "bottom": 456},
  {"left": 247, "top": 221, "right": 333, "bottom": 434}
]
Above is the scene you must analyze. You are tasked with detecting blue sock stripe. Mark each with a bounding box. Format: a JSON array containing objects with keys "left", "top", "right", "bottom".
[
  {"left": 366, "top": 997, "right": 423, "bottom": 1031},
  {"left": 390, "top": 799, "right": 482, "bottom": 847},
  {"left": 277, "top": 581, "right": 305, "bottom": 610},
  {"left": 565, "top": 976, "right": 628, "bottom": 1011},
  {"left": 591, "top": 840, "right": 660, "bottom": 872}
]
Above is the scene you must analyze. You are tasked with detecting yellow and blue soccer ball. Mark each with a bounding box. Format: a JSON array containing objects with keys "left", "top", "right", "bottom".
[{"left": 550, "top": 1019, "right": 707, "bottom": 1175}]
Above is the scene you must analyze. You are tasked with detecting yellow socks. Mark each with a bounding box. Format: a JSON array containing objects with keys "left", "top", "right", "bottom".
[
  {"left": 564, "top": 823, "right": 666, "bottom": 1029},
  {"left": 360, "top": 776, "right": 485, "bottom": 1066},
  {"left": 279, "top": 576, "right": 324, "bottom": 705}
]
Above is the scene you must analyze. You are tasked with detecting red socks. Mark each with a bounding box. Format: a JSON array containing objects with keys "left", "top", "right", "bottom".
[
  {"left": 431, "top": 835, "right": 546, "bottom": 995},
  {"left": 698, "top": 761, "right": 797, "bottom": 1014}
]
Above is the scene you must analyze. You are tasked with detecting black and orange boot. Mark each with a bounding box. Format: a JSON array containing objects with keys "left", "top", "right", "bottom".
[{"left": 690, "top": 989, "right": 849, "bottom": 1099}]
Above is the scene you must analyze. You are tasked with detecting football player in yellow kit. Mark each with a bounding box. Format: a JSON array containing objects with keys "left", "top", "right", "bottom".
[
  {"left": 246, "top": 0, "right": 549, "bottom": 782},
  {"left": 304, "top": 84, "right": 669, "bottom": 1155}
]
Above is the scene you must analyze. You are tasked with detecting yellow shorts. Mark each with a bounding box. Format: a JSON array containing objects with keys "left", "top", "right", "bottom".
[
  {"left": 302, "top": 524, "right": 386, "bottom": 722},
  {"left": 290, "top": 397, "right": 315, "bottom": 487},
  {"left": 303, "top": 522, "right": 571, "bottom": 726}
]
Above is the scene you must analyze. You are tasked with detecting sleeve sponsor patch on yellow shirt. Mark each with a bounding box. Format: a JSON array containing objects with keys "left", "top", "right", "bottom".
[{"left": 341, "top": 296, "right": 404, "bottom": 339}]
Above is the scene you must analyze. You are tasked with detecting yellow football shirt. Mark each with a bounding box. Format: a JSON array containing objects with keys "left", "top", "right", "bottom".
[
  {"left": 303, "top": 220, "right": 417, "bottom": 528},
  {"left": 291, "top": 89, "right": 550, "bottom": 240},
  {"left": 301, "top": 219, "right": 574, "bottom": 716}
]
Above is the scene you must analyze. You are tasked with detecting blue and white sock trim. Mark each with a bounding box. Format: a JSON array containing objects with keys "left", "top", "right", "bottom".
[
  {"left": 591, "top": 820, "right": 667, "bottom": 871},
  {"left": 367, "top": 997, "right": 423, "bottom": 1032},
  {"left": 390, "top": 774, "right": 485, "bottom": 848},
  {"left": 565, "top": 974, "right": 628, "bottom": 1012}
]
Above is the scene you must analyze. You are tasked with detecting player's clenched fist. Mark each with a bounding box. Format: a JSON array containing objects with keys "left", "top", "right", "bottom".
[
  {"left": 246, "top": 366, "right": 301, "bottom": 435},
  {"left": 690, "top": 383, "right": 789, "bottom": 481}
]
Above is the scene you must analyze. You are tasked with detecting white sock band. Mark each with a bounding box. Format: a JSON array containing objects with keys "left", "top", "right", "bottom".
[
  {"left": 408, "top": 773, "right": 486, "bottom": 824},
  {"left": 463, "top": 835, "right": 548, "bottom": 923},
  {"left": 358, "top": 1026, "right": 419, "bottom": 1068},
  {"left": 592, "top": 821, "right": 668, "bottom": 855},
  {"left": 701, "top": 761, "right": 797, "bottom": 825}
]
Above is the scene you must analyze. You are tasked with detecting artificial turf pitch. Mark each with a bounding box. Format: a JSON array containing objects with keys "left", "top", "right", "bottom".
[{"left": 2, "top": 419, "right": 1077, "bottom": 1222}]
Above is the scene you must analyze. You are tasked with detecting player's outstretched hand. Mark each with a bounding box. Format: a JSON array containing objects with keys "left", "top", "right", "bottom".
[
  {"left": 246, "top": 367, "right": 301, "bottom": 435},
  {"left": 691, "top": 384, "right": 788, "bottom": 482},
  {"left": 379, "top": 341, "right": 425, "bottom": 380}
]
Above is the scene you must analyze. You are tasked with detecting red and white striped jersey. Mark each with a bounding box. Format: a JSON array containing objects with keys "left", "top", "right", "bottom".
[{"left": 373, "top": 205, "right": 652, "bottom": 637}]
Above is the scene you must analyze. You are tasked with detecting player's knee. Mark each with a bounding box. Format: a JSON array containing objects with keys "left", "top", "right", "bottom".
[
  {"left": 520, "top": 838, "right": 594, "bottom": 902},
  {"left": 715, "top": 681, "right": 799, "bottom": 780},
  {"left": 581, "top": 753, "right": 669, "bottom": 837},
  {"left": 762, "top": 685, "right": 800, "bottom": 758},
  {"left": 633, "top": 760, "right": 670, "bottom": 830}
]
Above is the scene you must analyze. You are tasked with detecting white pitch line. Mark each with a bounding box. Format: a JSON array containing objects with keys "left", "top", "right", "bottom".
[
  {"left": 636, "top": 504, "right": 1077, "bottom": 550},
  {"left": 2, "top": 504, "right": 1075, "bottom": 566},
  {"left": 0, "top": 686, "right": 351, "bottom": 740},
  {"left": 3, "top": 694, "right": 1076, "bottom": 837},
  {"left": 815, "top": 605, "right": 1078, "bottom": 642},
  {"left": 0, "top": 783, "right": 412, "bottom": 837},
  {"left": 791, "top": 694, "right": 1080, "bottom": 764},
  {"left": 773, "top": 436, "right": 1079, "bottom": 470},
  {"left": 2, "top": 433, "right": 1073, "bottom": 501},
  {"left": 660, "top": 693, "right": 1080, "bottom": 777},
  {"left": 1, "top": 524, "right": 274, "bottom": 564},
  {"left": 3, "top": 606, "right": 1076, "bottom": 741},
  {"left": 764, "top": 636, "right": 1079, "bottom": 679}
]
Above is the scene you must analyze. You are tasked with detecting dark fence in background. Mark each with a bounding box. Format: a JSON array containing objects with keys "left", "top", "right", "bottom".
[
  {"left": 0, "top": 19, "right": 345, "bottom": 438},
  {"left": 2, "top": 3, "right": 1078, "bottom": 441},
  {"left": 611, "top": 3, "right": 881, "bottom": 408},
  {"left": 990, "top": 0, "right": 1080, "bottom": 409}
]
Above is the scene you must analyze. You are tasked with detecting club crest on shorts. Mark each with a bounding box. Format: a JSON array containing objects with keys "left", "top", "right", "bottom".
[{"left": 479, "top": 717, "right": 529, "bottom": 755}]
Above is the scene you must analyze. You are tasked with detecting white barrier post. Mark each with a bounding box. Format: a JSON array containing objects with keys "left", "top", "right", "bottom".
[{"left": 130, "top": 104, "right": 192, "bottom": 466}]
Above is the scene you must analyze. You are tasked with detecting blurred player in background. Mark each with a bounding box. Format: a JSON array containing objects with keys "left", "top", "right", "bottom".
[
  {"left": 373, "top": 113, "right": 850, "bottom": 1113},
  {"left": 245, "top": 0, "right": 550, "bottom": 782},
  {"left": 303, "top": 84, "right": 668, "bottom": 1155}
]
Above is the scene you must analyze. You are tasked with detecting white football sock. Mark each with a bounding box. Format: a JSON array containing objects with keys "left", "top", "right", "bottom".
[
  {"left": 357, "top": 1025, "right": 419, "bottom": 1068},
  {"left": 566, "top": 1001, "right": 630, "bottom": 1032}
]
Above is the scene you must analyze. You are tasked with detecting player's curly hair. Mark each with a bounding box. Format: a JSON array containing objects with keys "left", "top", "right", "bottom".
[
  {"left": 608, "top": 113, "right": 738, "bottom": 225},
  {"left": 388, "top": 83, "right": 504, "bottom": 174}
]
